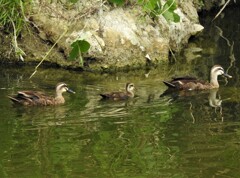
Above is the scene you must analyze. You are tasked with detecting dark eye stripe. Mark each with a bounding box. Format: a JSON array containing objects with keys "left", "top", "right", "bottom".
[{"left": 213, "top": 67, "right": 224, "bottom": 73}]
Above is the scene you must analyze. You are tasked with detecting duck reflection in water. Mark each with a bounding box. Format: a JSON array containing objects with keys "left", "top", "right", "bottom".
[
  {"left": 161, "top": 87, "right": 230, "bottom": 122},
  {"left": 209, "top": 89, "right": 233, "bottom": 122},
  {"left": 180, "top": 89, "right": 226, "bottom": 123},
  {"left": 209, "top": 89, "right": 222, "bottom": 110}
]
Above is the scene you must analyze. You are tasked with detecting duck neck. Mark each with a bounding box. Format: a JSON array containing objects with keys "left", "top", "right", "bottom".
[
  {"left": 210, "top": 74, "right": 219, "bottom": 88},
  {"left": 127, "top": 90, "right": 134, "bottom": 98},
  {"left": 55, "top": 92, "right": 65, "bottom": 104}
]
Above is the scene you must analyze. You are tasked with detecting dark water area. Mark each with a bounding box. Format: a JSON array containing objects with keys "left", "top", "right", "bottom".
[{"left": 0, "top": 6, "right": 240, "bottom": 178}]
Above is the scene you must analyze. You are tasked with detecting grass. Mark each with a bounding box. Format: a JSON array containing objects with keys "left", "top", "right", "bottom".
[
  {"left": 0, "top": 0, "right": 30, "bottom": 34},
  {"left": 0, "top": 0, "right": 31, "bottom": 60}
]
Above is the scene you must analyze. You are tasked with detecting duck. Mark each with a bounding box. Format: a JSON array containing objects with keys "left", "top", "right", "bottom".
[
  {"left": 100, "top": 83, "right": 135, "bottom": 100},
  {"left": 8, "top": 82, "right": 75, "bottom": 106},
  {"left": 163, "top": 65, "right": 232, "bottom": 90}
]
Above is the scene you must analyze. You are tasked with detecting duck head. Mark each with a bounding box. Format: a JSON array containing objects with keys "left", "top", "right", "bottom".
[
  {"left": 211, "top": 65, "right": 232, "bottom": 78},
  {"left": 126, "top": 83, "right": 135, "bottom": 92},
  {"left": 56, "top": 82, "right": 75, "bottom": 96}
]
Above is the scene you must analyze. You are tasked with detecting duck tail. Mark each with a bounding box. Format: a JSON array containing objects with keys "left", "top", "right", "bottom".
[
  {"left": 163, "top": 81, "right": 176, "bottom": 88},
  {"left": 100, "top": 94, "right": 108, "bottom": 99}
]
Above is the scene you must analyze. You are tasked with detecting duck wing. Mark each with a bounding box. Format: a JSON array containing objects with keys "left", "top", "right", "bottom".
[
  {"left": 171, "top": 76, "right": 197, "bottom": 81},
  {"left": 19, "top": 91, "right": 50, "bottom": 99},
  {"left": 9, "top": 91, "right": 53, "bottom": 106},
  {"left": 100, "top": 91, "right": 129, "bottom": 100},
  {"left": 163, "top": 76, "right": 206, "bottom": 90}
]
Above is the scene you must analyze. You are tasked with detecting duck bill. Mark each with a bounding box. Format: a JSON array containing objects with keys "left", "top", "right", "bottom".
[
  {"left": 67, "top": 88, "right": 76, "bottom": 94},
  {"left": 223, "top": 73, "right": 232, "bottom": 78}
]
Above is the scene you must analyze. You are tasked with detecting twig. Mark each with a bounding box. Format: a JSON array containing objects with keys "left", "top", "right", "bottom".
[
  {"left": 212, "top": 0, "right": 231, "bottom": 21},
  {"left": 169, "top": 46, "right": 177, "bottom": 62},
  {"left": 29, "top": 28, "right": 68, "bottom": 79}
]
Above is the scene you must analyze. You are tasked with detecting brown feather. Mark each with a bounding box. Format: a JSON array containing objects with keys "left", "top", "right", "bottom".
[
  {"left": 100, "top": 83, "right": 135, "bottom": 100},
  {"left": 8, "top": 83, "right": 75, "bottom": 106},
  {"left": 162, "top": 65, "right": 232, "bottom": 91}
]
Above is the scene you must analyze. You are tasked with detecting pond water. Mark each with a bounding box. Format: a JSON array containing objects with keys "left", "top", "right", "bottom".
[{"left": 0, "top": 6, "right": 240, "bottom": 178}]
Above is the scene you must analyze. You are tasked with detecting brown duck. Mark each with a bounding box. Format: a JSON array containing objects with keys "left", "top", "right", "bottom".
[
  {"left": 100, "top": 83, "right": 135, "bottom": 100},
  {"left": 163, "top": 65, "right": 232, "bottom": 90},
  {"left": 8, "top": 82, "right": 75, "bottom": 106}
]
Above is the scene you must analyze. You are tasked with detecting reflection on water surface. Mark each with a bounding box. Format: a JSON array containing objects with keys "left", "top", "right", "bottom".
[{"left": 1, "top": 6, "right": 240, "bottom": 178}]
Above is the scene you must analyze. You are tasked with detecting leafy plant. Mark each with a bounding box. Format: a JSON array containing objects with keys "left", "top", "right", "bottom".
[
  {"left": 161, "top": 0, "right": 180, "bottom": 22},
  {"left": 138, "top": 0, "right": 180, "bottom": 22},
  {"left": 108, "top": 0, "right": 180, "bottom": 23},
  {"left": 107, "top": 0, "right": 125, "bottom": 6},
  {"left": 69, "top": 39, "right": 91, "bottom": 66}
]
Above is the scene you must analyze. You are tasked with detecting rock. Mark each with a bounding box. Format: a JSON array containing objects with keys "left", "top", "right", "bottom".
[{"left": 1, "top": 0, "right": 204, "bottom": 71}]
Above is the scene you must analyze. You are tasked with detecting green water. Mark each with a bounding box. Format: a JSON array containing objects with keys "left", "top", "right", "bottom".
[{"left": 1, "top": 7, "right": 240, "bottom": 178}]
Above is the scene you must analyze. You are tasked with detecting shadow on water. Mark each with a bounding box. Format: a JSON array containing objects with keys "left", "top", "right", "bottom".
[{"left": 1, "top": 6, "right": 240, "bottom": 178}]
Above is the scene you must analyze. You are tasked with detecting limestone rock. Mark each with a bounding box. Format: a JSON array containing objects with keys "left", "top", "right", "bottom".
[{"left": 2, "top": 0, "right": 205, "bottom": 71}]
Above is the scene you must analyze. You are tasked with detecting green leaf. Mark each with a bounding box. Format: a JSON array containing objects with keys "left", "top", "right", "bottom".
[
  {"left": 161, "top": 0, "right": 180, "bottom": 23},
  {"left": 108, "top": 0, "right": 125, "bottom": 6},
  {"left": 162, "top": 10, "right": 180, "bottom": 23},
  {"left": 162, "top": 11, "right": 173, "bottom": 22},
  {"left": 69, "top": 40, "right": 90, "bottom": 60},
  {"left": 138, "top": 0, "right": 180, "bottom": 23},
  {"left": 78, "top": 40, "right": 91, "bottom": 53},
  {"left": 165, "top": 0, "right": 177, "bottom": 11},
  {"left": 145, "top": 0, "right": 158, "bottom": 11},
  {"left": 172, "top": 12, "right": 180, "bottom": 22},
  {"left": 69, "top": 43, "right": 80, "bottom": 60},
  {"left": 140, "top": 0, "right": 161, "bottom": 17}
]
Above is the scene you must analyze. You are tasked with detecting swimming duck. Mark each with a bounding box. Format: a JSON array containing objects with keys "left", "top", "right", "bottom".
[
  {"left": 8, "top": 82, "right": 75, "bottom": 106},
  {"left": 100, "top": 83, "right": 135, "bottom": 100},
  {"left": 163, "top": 65, "right": 232, "bottom": 90}
]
